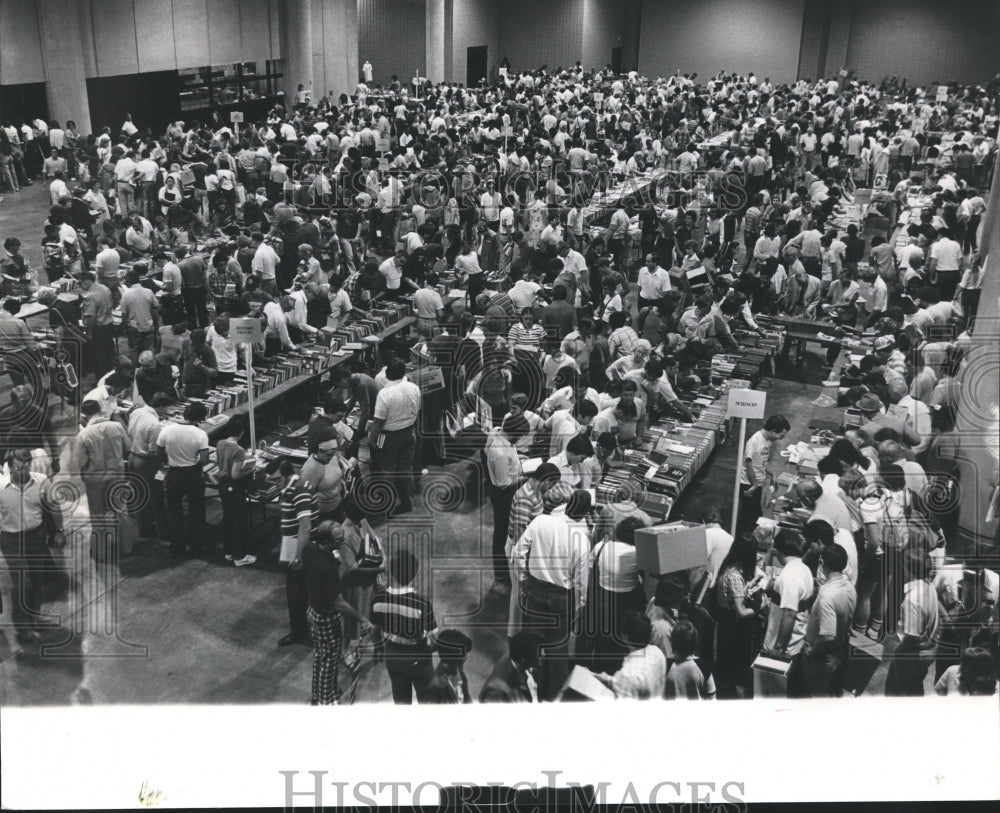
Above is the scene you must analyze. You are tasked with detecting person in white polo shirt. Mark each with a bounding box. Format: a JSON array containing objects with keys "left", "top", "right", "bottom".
[
  {"left": 480, "top": 179, "right": 502, "bottom": 231},
  {"left": 412, "top": 273, "right": 445, "bottom": 334},
  {"left": 763, "top": 529, "right": 814, "bottom": 660},
  {"left": 206, "top": 317, "right": 238, "bottom": 385},
  {"left": 157, "top": 401, "right": 210, "bottom": 558},
  {"left": 927, "top": 227, "right": 963, "bottom": 302},
  {"left": 637, "top": 253, "right": 671, "bottom": 310},
  {"left": 379, "top": 250, "right": 406, "bottom": 300},
  {"left": 738, "top": 414, "right": 790, "bottom": 532},
  {"left": 368, "top": 359, "right": 421, "bottom": 517}
]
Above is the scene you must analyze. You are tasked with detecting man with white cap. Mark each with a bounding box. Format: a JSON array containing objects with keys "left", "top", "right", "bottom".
[
  {"left": 855, "top": 391, "right": 921, "bottom": 449},
  {"left": 300, "top": 437, "right": 348, "bottom": 523},
  {"left": 871, "top": 335, "right": 907, "bottom": 383}
]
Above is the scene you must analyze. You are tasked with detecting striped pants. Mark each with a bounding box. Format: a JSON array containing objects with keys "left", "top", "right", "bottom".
[{"left": 307, "top": 607, "right": 344, "bottom": 705}]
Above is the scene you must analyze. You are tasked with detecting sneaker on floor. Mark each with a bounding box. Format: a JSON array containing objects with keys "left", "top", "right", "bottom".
[{"left": 234, "top": 555, "right": 257, "bottom": 567}]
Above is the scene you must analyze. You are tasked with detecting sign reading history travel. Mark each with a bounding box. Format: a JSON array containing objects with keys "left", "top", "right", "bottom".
[{"left": 229, "top": 317, "right": 262, "bottom": 344}]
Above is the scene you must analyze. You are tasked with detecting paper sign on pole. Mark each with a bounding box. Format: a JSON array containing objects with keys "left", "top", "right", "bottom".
[
  {"left": 593, "top": 92, "right": 604, "bottom": 103},
  {"left": 375, "top": 136, "right": 391, "bottom": 153},
  {"left": 727, "top": 388, "right": 767, "bottom": 536},
  {"left": 726, "top": 388, "right": 766, "bottom": 420},
  {"left": 229, "top": 317, "right": 262, "bottom": 344},
  {"left": 230, "top": 111, "right": 244, "bottom": 124},
  {"left": 936, "top": 85, "right": 949, "bottom": 102}
]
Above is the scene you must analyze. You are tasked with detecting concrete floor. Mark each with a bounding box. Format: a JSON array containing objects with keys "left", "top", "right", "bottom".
[
  {"left": 0, "top": 179, "right": 51, "bottom": 272},
  {"left": 1, "top": 369, "right": 920, "bottom": 705},
  {"left": 0, "top": 456, "right": 508, "bottom": 705},
  {"left": 0, "top": 181, "right": 922, "bottom": 703}
]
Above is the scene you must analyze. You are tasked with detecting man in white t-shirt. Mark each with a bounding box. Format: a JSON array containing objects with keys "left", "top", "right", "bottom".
[
  {"left": 927, "top": 228, "right": 963, "bottom": 301},
  {"left": 412, "top": 274, "right": 445, "bottom": 333},
  {"left": 896, "top": 235, "right": 923, "bottom": 270},
  {"left": 764, "top": 529, "right": 814, "bottom": 658},
  {"left": 507, "top": 270, "right": 541, "bottom": 310},
  {"left": 637, "top": 253, "right": 671, "bottom": 309},
  {"left": 480, "top": 181, "right": 502, "bottom": 229},
  {"left": 206, "top": 318, "right": 238, "bottom": 382},
  {"left": 156, "top": 401, "right": 210, "bottom": 558},
  {"left": 800, "top": 129, "right": 818, "bottom": 170},
  {"left": 134, "top": 151, "right": 160, "bottom": 218},
  {"left": 738, "top": 414, "right": 790, "bottom": 531},
  {"left": 378, "top": 251, "right": 405, "bottom": 297},
  {"left": 498, "top": 203, "right": 516, "bottom": 238},
  {"left": 327, "top": 277, "right": 354, "bottom": 330}
]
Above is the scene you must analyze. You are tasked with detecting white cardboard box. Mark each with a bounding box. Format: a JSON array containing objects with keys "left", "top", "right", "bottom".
[
  {"left": 634, "top": 521, "right": 708, "bottom": 575},
  {"left": 752, "top": 653, "right": 791, "bottom": 698}
]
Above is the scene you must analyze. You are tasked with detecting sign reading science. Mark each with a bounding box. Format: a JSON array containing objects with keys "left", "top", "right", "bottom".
[{"left": 726, "top": 388, "right": 766, "bottom": 420}]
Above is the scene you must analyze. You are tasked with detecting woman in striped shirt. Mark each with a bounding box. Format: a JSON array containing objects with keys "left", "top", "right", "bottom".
[
  {"left": 507, "top": 307, "right": 547, "bottom": 353},
  {"left": 269, "top": 458, "right": 320, "bottom": 648}
]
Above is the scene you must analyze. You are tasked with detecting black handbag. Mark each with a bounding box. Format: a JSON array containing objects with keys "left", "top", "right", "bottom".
[{"left": 357, "top": 519, "right": 385, "bottom": 571}]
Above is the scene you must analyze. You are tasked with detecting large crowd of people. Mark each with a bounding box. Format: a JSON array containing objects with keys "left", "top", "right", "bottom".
[{"left": 0, "top": 61, "right": 997, "bottom": 704}]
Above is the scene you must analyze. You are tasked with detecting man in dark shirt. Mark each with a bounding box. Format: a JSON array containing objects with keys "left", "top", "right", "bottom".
[
  {"left": 135, "top": 351, "right": 176, "bottom": 403},
  {"left": 306, "top": 394, "right": 348, "bottom": 454},
  {"left": 540, "top": 284, "right": 576, "bottom": 353},
  {"left": 176, "top": 246, "right": 209, "bottom": 328},
  {"left": 302, "top": 521, "right": 372, "bottom": 705},
  {"left": 238, "top": 276, "right": 272, "bottom": 317},
  {"left": 842, "top": 223, "right": 866, "bottom": 269},
  {"left": 334, "top": 369, "right": 380, "bottom": 454},
  {"left": 235, "top": 235, "right": 256, "bottom": 277},
  {"left": 424, "top": 629, "right": 474, "bottom": 704},
  {"left": 295, "top": 218, "right": 321, "bottom": 254},
  {"left": 0, "top": 384, "right": 60, "bottom": 466},
  {"left": 479, "top": 630, "right": 541, "bottom": 703}
]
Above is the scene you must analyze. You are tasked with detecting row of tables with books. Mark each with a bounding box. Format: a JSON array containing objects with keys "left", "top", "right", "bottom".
[
  {"left": 590, "top": 377, "right": 755, "bottom": 523},
  {"left": 147, "top": 302, "right": 416, "bottom": 438},
  {"left": 585, "top": 307, "right": 870, "bottom": 527}
]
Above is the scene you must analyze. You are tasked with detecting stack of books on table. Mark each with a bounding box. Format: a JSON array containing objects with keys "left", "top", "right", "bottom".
[
  {"left": 334, "top": 322, "right": 372, "bottom": 343},
  {"left": 315, "top": 328, "right": 343, "bottom": 350},
  {"left": 710, "top": 354, "right": 741, "bottom": 379}
]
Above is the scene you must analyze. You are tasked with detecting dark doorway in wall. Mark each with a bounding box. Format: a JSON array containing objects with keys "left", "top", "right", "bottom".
[
  {"left": 0, "top": 83, "right": 49, "bottom": 126},
  {"left": 86, "top": 71, "right": 182, "bottom": 135},
  {"left": 611, "top": 47, "right": 623, "bottom": 75},
  {"left": 467, "top": 46, "right": 488, "bottom": 87}
]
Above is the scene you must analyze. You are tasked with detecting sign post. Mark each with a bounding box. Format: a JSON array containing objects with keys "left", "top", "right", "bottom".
[
  {"left": 726, "top": 388, "right": 767, "bottom": 537},
  {"left": 229, "top": 317, "right": 263, "bottom": 450}
]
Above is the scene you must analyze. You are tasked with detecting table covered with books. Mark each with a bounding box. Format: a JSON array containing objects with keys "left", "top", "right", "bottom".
[
  {"left": 186, "top": 303, "right": 416, "bottom": 438},
  {"left": 590, "top": 378, "right": 753, "bottom": 524}
]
